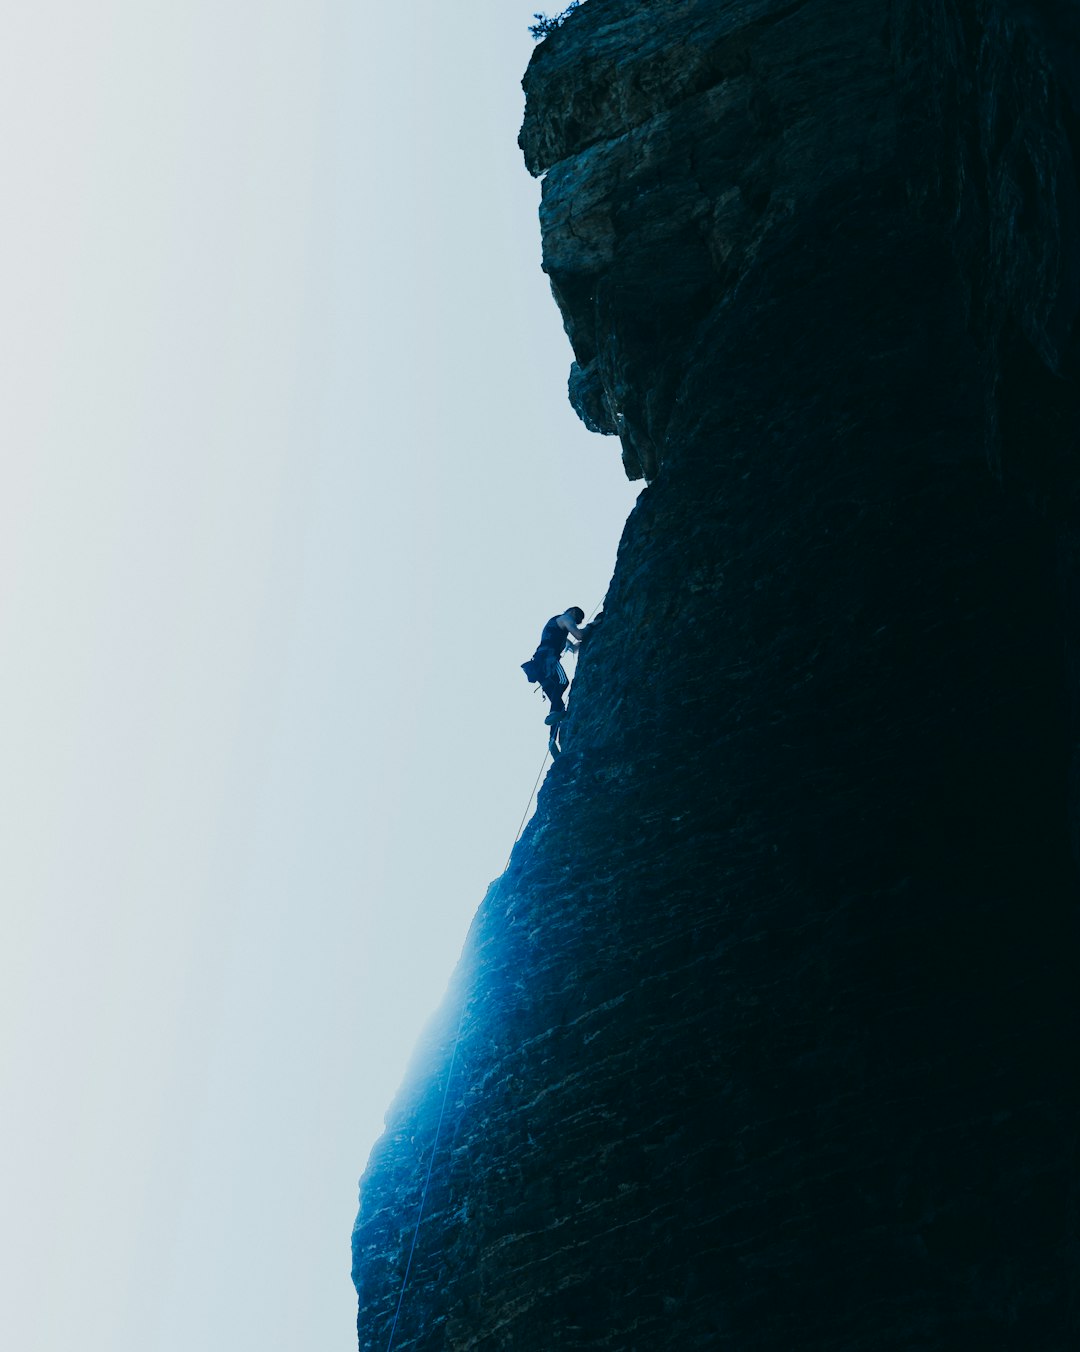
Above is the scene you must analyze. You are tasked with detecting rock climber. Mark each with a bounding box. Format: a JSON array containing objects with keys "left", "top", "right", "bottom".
[{"left": 530, "top": 606, "right": 588, "bottom": 726}]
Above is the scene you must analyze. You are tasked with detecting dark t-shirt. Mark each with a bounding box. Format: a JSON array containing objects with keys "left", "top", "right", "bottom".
[{"left": 538, "top": 615, "right": 568, "bottom": 656}]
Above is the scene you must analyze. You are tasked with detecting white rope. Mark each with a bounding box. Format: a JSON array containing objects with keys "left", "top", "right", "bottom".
[
  {"left": 382, "top": 597, "right": 608, "bottom": 1346},
  {"left": 384, "top": 993, "right": 468, "bottom": 1352}
]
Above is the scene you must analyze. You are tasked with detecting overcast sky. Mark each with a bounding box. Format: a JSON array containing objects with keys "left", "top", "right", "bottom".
[{"left": 0, "top": 3, "right": 636, "bottom": 1349}]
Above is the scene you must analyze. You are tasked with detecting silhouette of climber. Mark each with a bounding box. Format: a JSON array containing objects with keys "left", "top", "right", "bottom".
[{"left": 532, "top": 607, "right": 587, "bottom": 726}]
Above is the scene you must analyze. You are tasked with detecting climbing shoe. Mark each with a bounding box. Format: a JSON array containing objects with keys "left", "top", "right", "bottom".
[{"left": 544, "top": 709, "right": 564, "bottom": 726}]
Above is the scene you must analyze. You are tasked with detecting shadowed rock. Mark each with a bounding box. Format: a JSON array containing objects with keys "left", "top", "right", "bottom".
[{"left": 353, "top": 3, "right": 1080, "bottom": 1347}]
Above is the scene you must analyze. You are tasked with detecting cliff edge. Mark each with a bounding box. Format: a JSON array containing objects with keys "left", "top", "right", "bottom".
[{"left": 352, "top": 3, "right": 1080, "bottom": 1347}]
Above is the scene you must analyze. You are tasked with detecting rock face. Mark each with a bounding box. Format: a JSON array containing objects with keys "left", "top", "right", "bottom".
[{"left": 352, "top": 2, "right": 1080, "bottom": 1348}]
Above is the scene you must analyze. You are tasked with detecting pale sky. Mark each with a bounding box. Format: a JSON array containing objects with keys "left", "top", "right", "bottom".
[{"left": 0, "top": 3, "right": 636, "bottom": 1349}]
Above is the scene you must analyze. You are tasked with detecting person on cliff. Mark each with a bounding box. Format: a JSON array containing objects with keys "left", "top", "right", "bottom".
[{"left": 522, "top": 607, "right": 588, "bottom": 730}]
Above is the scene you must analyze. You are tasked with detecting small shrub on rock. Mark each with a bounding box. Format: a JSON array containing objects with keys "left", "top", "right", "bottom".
[{"left": 529, "top": 1, "right": 581, "bottom": 40}]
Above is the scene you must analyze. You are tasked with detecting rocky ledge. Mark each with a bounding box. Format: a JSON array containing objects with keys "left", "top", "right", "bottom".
[{"left": 352, "top": 3, "right": 1080, "bottom": 1348}]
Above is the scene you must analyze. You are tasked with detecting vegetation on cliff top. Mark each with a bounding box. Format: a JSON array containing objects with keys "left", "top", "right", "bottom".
[{"left": 529, "top": 2, "right": 580, "bottom": 40}]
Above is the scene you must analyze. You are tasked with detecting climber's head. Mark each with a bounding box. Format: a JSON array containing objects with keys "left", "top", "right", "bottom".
[{"left": 566, "top": 607, "right": 585, "bottom": 625}]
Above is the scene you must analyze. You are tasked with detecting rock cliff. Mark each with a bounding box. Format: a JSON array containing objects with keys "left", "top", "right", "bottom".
[{"left": 352, "top": 2, "right": 1080, "bottom": 1347}]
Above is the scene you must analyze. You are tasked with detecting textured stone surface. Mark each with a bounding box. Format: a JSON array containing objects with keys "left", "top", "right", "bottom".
[{"left": 353, "top": 2, "right": 1080, "bottom": 1347}]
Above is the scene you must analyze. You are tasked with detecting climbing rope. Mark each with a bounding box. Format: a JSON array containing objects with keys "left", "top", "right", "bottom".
[
  {"left": 504, "top": 745, "right": 552, "bottom": 871},
  {"left": 384, "top": 992, "right": 468, "bottom": 1352},
  {"left": 503, "top": 595, "right": 604, "bottom": 868},
  {"left": 382, "top": 597, "right": 607, "bottom": 1348},
  {"left": 383, "top": 742, "right": 550, "bottom": 1351}
]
